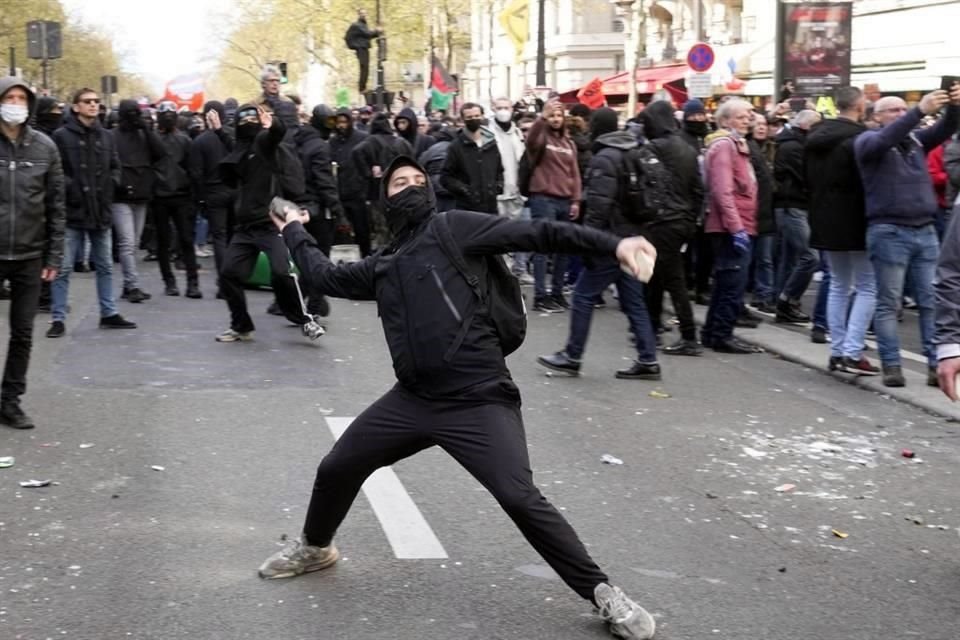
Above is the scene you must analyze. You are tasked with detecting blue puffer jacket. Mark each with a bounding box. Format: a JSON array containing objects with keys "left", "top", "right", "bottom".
[{"left": 854, "top": 105, "right": 959, "bottom": 227}]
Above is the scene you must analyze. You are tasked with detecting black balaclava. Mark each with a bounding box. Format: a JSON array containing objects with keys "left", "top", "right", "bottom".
[
  {"left": 117, "top": 99, "right": 142, "bottom": 131},
  {"left": 380, "top": 156, "right": 437, "bottom": 239},
  {"left": 639, "top": 100, "right": 678, "bottom": 141},
  {"left": 34, "top": 97, "right": 62, "bottom": 134},
  {"left": 311, "top": 104, "right": 335, "bottom": 140},
  {"left": 369, "top": 112, "right": 393, "bottom": 136},
  {"left": 234, "top": 103, "right": 262, "bottom": 141},
  {"left": 157, "top": 111, "right": 178, "bottom": 132},
  {"left": 223, "top": 98, "right": 238, "bottom": 123},
  {"left": 202, "top": 100, "right": 226, "bottom": 128},
  {"left": 274, "top": 101, "right": 300, "bottom": 130},
  {"left": 589, "top": 107, "right": 619, "bottom": 141}
]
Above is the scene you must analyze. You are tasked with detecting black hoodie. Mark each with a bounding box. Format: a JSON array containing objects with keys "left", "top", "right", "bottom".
[
  {"left": 773, "top": 126, "right": 809, "bottom": 209},
  {"left": 394, "top": 107, "right": 435, "bottom": 157},
  {"left": 638, "top": 101, "right": 704, "bottom": 224},
  {"left": 293, "top": 123, "right": 342, "bottom": 218},
  {"left": 189, "top": 100, "right": 235, "bottom": 204},
  {"left": 310, "top": 104, "right": 335, "bottom": 140},
  {"left": 280, "top": 155, "right": 622, "bottom": 401},
  {"left": 329, "top": 107, "right": 369, "bottom": 200},
  {"left": 113, "top": 99, "right": 166, "bottom": 202},
  {"left": 804, "top": 117, "right": 868, "bottom": 250},
  {"left": 352, "top": 113, "right": 414, "bottom": 200},
  {"left": 52, "top": 110, "right": 119, "bottom": 230}
]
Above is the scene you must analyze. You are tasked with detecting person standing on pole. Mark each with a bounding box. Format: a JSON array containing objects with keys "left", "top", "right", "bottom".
[{"left": 344, "top": 9, "right": 383, "bottom": 95}]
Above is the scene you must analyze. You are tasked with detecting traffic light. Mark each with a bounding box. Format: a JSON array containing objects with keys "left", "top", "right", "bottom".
[
  {"left": 278, "top": 62, "right": 288, "bottom": 84},
  {"left": 26, "top": 21, "right": 62, "bottom": 60}
]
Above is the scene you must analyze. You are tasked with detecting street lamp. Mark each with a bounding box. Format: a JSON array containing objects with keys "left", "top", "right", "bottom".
[{"left": 611, "top": 0, "right": 644, "bottom": 117}]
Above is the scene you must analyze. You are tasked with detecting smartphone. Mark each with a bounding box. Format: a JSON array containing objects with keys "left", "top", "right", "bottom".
[
  {"left": 941, "top": 75, "right": 960, "bottom": 92},
  {"left": 789, "top": 97, "right": 806, "bottom": 113}
]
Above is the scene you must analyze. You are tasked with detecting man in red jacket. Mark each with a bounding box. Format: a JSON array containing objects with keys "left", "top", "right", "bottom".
[
  {"left": 928, "top": 140, "right": 950, "bottom": 240},
  {"left": 700, "top": 98, "right": 760, "bottom": 354}
]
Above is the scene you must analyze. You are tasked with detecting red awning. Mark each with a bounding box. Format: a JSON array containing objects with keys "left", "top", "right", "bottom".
[{"left": 600, "top": 64, "right": 687, "bottom": 96}]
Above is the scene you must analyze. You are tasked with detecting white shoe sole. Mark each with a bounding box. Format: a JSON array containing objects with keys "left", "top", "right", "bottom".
[{"left": 259, "top": 547, "right": 340, "bottom": 580}]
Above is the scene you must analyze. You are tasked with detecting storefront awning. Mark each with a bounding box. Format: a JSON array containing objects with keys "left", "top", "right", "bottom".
[{"left": 559, "top": 64, "right": 687, "bottom": 104}]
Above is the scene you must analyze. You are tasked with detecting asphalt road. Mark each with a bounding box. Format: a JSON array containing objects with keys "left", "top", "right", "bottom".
[{"left": 2, "top": 260, "right": 958, "bottom": 640}]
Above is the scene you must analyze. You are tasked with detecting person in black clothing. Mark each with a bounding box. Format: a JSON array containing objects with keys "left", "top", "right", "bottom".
[
  {"left": 0, "top": 77, "right": 65, "bottom": 429},
  {"left": 293, "top": 108, "right": 344, "bottom": 317},
  {"left": 537, "top": 108, "right": 661, "bottom": 378},
  {"left": 309, "top": 104, "right": 336, "bottom": 141},
  {"left": 393, "top": 107, "right": 434, "bottom": 157},
  {"left": 153, "top": 101, "right": 201, "bottom": 298},
  {"left": 417, "top": 127, "right": 455, "bottom": 212},
  {"left": 29, "top": 96, "right": 64, "bottom": 312},
  {"left": 440, "top": 103, "right": 503, "bottom": 214},
  {"left": 215, "top": 104, "right": 323, "bottom": 343},
  {"left": 330, "top": 108, "right": 371, "bottom": 256},
  {"left": 344, "top": 9, "right": 382, "bottom": 93},
  {"left": 49, "top": 88, "right": 137, "bottom": 338},
  {"left": 113, "top": 99, "right": 165, "bottom": 303},
  {"left": 746, "top": 113, "right": 777, "bottom": 313},
  {"left": 637, "top": 101, "right": 705, "bottom": 356},
  {"left": 190, "top": 101, "right": 236, "bottom": 278},
  {"left": 353, "top": 113, "right": 413, "bottom": 244},
  {"left": 258, "top": 155, "right": 658, "bottom": 640},
  {"left": 773, "top": 109, "right": 821, "bottom": 323}
]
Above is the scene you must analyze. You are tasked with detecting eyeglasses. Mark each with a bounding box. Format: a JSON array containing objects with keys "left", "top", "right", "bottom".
[
  {"left": 877, "top": 107, "right": 908, "bottom": 114},
  {"left": 264, "top": 78, "right": 281, "bottom": 83},
  {"left": 78, "top": 98, "right": 100, "bottom": 105}
]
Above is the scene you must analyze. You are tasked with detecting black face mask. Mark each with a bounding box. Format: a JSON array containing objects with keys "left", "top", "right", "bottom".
[
  {"left": 236, "top": 122, "right": 261, "bottom": 141},
  {"left": 157, "top": 113, "right": 177, "bottom": 132},
  {"left": 464, "top": 119, "right": 482, "bottom": 133},
  {"left": 685, "top": 120, "right": 709, "bottom": 138},
  {"left": 36, "top": 112, "right": 62, "bottom": 131},
  {"left": 385, "top": 186, "right": 434, "bottom": 237}
]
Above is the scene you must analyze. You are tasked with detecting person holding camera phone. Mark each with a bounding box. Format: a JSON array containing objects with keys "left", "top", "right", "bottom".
[
  {"left": 855, "top": 82, "right": 960, "bottom": 388},
  {"left": 258, "top": 155, "right": 660, "bottom": 640}
]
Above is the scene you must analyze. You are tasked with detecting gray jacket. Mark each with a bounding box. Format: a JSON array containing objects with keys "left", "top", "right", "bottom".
[
  {"left": 0, "top": 76, "right": 66, "bottom": 267},
  {"left": 935, "top": 207, "right": 960, "bottom": 359}
]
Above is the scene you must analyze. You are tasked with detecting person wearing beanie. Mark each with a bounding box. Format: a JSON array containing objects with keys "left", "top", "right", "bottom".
[
  {"left": 33, "top": 97, "right": 63, "bottom": 137},
  {"left": 538, "top": 106, "right": 662, "bottom": 379},
  {"left": 680, "top": 99, "right": 709, "bottom": 152},
  {"left": 189, "top": 100, "right": 235, "bottom": 276},
  {"left": 262, "top": 154, "right": 658, "bottom": 640},
  {"left": 638, "top": 100, "right": 704, "bottom": 356}
]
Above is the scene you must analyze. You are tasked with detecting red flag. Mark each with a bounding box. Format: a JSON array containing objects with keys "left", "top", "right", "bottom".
[
  {"left": 162, "top": 73, "right": 204, "bottom": 112},
  {"left": 576, "top": 77, "right": 605, "bottom": 109},
  {"left": 430, "top": 56, "right": 458, "bottom": 95}
]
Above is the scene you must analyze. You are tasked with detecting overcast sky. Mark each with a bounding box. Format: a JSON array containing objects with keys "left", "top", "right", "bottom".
[{"left": 61, "top": 0, "right": 233, "bottom": 91}]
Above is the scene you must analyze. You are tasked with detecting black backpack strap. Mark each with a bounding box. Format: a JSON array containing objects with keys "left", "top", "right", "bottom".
[{"left": 434, "top": 212, "right": 482, "bottom": 300}]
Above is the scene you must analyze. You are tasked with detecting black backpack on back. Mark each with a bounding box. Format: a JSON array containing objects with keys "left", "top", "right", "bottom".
[
  {"left": 434, "top": 212, "right": 527, "bottom": 356},
  {"left": 619, "top": 142, "right": 674, "bottom": 225}
]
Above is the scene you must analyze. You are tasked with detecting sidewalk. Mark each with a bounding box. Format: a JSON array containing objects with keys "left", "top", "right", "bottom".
[{"left": 689, "top": 306, "right": 960, "bottom": 422}]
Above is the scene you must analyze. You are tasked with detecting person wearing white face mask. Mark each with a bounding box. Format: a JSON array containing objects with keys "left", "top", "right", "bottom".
[
  {"left": 0, "top": 77, "right": 66, "bottom": 430},
  {"left": 489, "top": 97, "right": 532, "bottom": 281}
]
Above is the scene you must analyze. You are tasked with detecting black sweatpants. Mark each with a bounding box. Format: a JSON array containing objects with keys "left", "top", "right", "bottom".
[
  {"left": 153, "top": 196, "right": 198, "bottom": 285},
  {"left": 343, "top": 198, "right": 371, "bottom": 258},
  {"left": 0, "top": 258, "right": 42, "bottom": 402},
  {"left": 303, "top": 206, "right": 334, "bottom": 316},
  {"left": 204, "top": 187, "right": 235, "bottom": 277},
  {"left": 356, "top": 48, "right": 371, "bottom": 93},
  {"left": 219, "top": 224, "right": 310, "bottom": 332},
  {"left": 301, "top": 386, "right": 609, "bottom": 601},
  {"left": 645, "top": 220, "right": 697, "bottom": 340}
]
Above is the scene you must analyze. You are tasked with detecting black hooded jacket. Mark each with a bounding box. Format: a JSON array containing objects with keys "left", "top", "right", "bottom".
[
  {"left": 293, "top": 124, "right": 343, "bottom": 218},
  {"left": 280, "top": 156, "right": 623, "bottom": 402},
  {"left": 345, "top": 17, "right": 380, "bottom": 50},
  {"left": 189, "top": 101, "right": 235, "bottom": 204},
  {"left": 441, "top": 126, "right": 503, "bottom": 214},
  {"left": 52, "top": 110, "right": 120, "bottom": 230},
  {"left": 311, "top": 105, "right": 335, "bottom": 140},
  {"left": 220, "top": 106, "right": 304, "bottom": 227},
  {"left": 329, "top": 107, "right": 369, "bottom": 201},
  {"left": 352, "top": 114, "right": 413, "bottom": 201},
  {"left": 638, "top": 101, "right": 704, "bottom": 225},
  {"left": 747, "top": 138, "right": 776, "bottom": 236},
  {"left": 805, "top": 117, "right": 868, "bottom": 250},
  {"left": 113, "top": 99, "right": 165, "bottom": 202},
  {"left": 394, "top": 107, "right": 435, "bottom": 158},
  {"left": 418, "top": 128, "right": 455, "bottom": 201},
  {"left": 773, "top": 126, "right": 810, "bottom": 209},
  {"left": 154, "top": 123, "right": 192, "bottom": 200},
  {"left": 584, "top": 131, "right": 646, "bottom": 240},
  {"left": 33, "top": 97, "right": 62, "bottom": 137}
]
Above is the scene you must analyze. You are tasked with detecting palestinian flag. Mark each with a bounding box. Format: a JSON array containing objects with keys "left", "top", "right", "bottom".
[{"left": 430, "top": 56, "right": 458, "bottom": 95}]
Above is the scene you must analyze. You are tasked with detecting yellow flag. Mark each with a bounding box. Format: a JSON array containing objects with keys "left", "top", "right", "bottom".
[{"left": 499, "top": 0, "right": 529, "bottom": 59}]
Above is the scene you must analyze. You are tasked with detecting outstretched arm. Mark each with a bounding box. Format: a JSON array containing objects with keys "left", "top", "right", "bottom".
[{"left": 281, "top": 220, "right": 377, "bottom": 300}]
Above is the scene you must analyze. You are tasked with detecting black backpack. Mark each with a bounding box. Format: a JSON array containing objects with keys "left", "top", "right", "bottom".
[
  {"left": 271, "top": 141, "right": 307, "bottom": 200},
  {"left": 434, "top": 212, "right": 527, "bottom": 356},
  {"left": 619, "top": 143, "right": 674, "bottom": 225}
]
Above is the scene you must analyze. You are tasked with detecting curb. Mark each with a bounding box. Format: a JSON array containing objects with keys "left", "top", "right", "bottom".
[{"left": 689, "top": 307, "right": 960, "bottom": 422}]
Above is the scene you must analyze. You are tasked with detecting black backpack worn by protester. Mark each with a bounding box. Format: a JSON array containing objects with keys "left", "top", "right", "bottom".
[
  {"left": 619, "top": 142, "right": 674, "bottom": 225},
  {"left": 434, "top": 212, "right": 527, "bottom": 356}
]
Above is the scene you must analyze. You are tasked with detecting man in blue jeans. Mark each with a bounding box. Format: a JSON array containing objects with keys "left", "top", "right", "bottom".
[
  {"left": 855, "top": 86, "right": 960, "bottom": 387},
  {"left": 48, "top": 88, "right": 137, "bottom": 338},
  {"left": 537, "top": 108, "right": 660, "bottom": 379}
]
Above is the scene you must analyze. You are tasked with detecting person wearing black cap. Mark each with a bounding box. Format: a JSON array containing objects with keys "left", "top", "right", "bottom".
[
  {"left": 189, "top": 100, "right": 236, "bottom": 277},
  {"left": 679, "top": 99, "right": 709, "bottom": 152},
  {"left": 258, "top": 154, "right": 658, "bottom": 640},
  {"left": 330, "top": 108, "right": 371, "bottom": 255},
  {"left": 215, "top": 104, "right": 323, "bottom": 343},
  {"left": 538, "top": 107, "right": 662, "bottom": 378}
]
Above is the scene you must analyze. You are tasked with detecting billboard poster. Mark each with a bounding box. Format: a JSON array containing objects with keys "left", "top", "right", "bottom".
[{"left": 779, "top": 1, "right": 852, "bottom": 98}]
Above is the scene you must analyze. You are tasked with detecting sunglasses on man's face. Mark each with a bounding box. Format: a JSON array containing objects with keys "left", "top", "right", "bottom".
[{"left": 78, "top": 98, "right": 100, "bottom": 105}]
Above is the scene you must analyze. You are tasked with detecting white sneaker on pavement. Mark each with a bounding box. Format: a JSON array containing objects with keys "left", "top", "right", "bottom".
[{"left": 595, "top": 583, "right": 656, "bottom": 639}]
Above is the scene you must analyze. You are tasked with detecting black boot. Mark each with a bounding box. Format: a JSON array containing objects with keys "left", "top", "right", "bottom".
[
  {"left": 185, "top": 277, "right": 202, "bottom": 299},
  {"left": 615, "top": 361, "right": 662, "bottom": 380},
  {"left": 164, "top": 279, "right": 180, "bottom": 296},
  {"left": 0, "top": 400, "right": 34, "bottom": 429},
  {"left": 536, "top": 351, "right": 581, "bottom": 376}
]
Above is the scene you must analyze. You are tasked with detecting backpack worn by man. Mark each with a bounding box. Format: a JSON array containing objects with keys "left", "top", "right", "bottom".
[{"left": 619, "top": 141, "right": 675, "bottom": 225}]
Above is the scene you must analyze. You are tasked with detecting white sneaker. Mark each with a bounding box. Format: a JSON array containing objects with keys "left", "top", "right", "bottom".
[
  {"left": 258, "top": 537, "right": 339, "bottom": 579},
  {"left": 216, "top": 328, "right": 253, "bottom": 343},
  {"left": 301, "top": 317, "right": 325, "bottom": 341},
  {"left": 595, "top": 583, "right": 656, "bottom": 639}
]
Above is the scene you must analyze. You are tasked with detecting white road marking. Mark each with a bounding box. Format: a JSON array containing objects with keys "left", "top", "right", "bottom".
[
  {"left": 324, "top": 417, "right": 448, "bottom": 559},
  {"left": 863, "top": 340, "right": 928, "bottom": 365}
]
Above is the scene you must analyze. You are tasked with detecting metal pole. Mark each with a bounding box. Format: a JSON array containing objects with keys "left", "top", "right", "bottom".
[
  {"left": 42, "top": 58, "right": 49, "bottom": 91},
  {"left": 774, "top": 0, "right": 785, "bottom": 102},
  {"left": 692, "top": 0, "right": 703, "bottom": 42},
  {"left": 535, "top": 0, "right": 545, "bottom": 86},
  {"left": 376, "top": 0, "right": 385, "bottom": 111},
  {"left": 626, "top": 1, "right": 637, "bottom": 117},
  {"left": 8, "top": 47, "right": 14, "bottom": 76}
]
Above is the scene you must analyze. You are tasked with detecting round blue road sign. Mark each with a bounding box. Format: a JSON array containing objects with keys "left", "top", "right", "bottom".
[{"left": 687, "top": 43, "right": 715, "bottom": 73}]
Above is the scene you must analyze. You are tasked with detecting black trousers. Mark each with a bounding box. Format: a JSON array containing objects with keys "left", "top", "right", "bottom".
[
  {"left": 301, "top": 386, "right": 609, "bottom": 601},
  {"left": 0, "top": 258, "right": 42, "bottom": 403},
  {"left": 343, "top": 198, "right": 371, "bottom": 258},
  {"left": 303, "top": 207, "right": 334, "bottom": 315},
  {"left": 204, "top": 188, "right": 235, "bottom": 277},
  {"left": 645, "top": 221, "right": 697, "bottom": 340},
  {"left": 219, "top": 224, "right": 310, "bottom": 332},
  {"left": 693, "top": 225, "right": 714, "bottom": 296},
  {"left": 154, "top": 196, "right": 198, "bottom": 284},
  {"left": 356, "top": 48, "right": 370, "bottom": 93}
]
